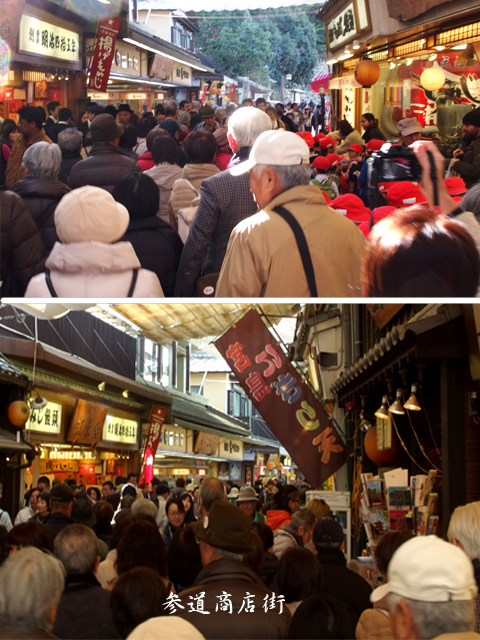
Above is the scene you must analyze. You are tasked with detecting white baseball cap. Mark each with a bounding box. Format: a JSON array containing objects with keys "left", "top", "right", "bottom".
[
  {"left": 370, "top": 536, "right": 478, "bottom": 604},
  {"left": 230, "top": 129, "right": 310, "bottom": 176}
]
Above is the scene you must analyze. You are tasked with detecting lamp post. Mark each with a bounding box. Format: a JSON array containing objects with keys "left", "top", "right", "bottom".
[{"left": 319, "top": 85, "right": 325, "bottom": 134}]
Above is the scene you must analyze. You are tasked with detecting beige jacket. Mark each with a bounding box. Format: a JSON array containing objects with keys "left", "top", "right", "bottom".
[
  {"left": 356, "top": 594, "right": 392, "bottom": 640},
  {"left": 335, "top": 129, "right": 365, "bottom": 154},
  {"left": 167, "top": 163, "right": 220, "bottom": 231},
  {"left": 144, "top": 162, "right": 183, "bottom": 224},
  {"left": 216, "top": 185, "right": 365, "bottom": 298}
]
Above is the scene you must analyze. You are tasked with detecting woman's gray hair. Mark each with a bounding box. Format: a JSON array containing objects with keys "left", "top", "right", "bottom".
[
  {"left": 227, "top": 107, "right": 272, "bottom": 148},
  {"left": 251, "top": 163, "right": 311, "bottom": 191},
  {"left": 131, "top": 497, "right": 158, "bottom": 520},
  {"left": 447, "top": 501, "right": 480, "bottom": 560},
  {"left": 0, "top": 546, "right": 65, "bottom": 631},
  {"left": 57, "top": 128, "right": 82, "bottom": 155},
  {"left": 22, "top": 141, "right": 62, "bottom": 179},
  {"left": 177, "top": 110, "right": 190, "bottom": 126},
  {"left": 387, "top": 593, "right": 475, "bottom": 640}
]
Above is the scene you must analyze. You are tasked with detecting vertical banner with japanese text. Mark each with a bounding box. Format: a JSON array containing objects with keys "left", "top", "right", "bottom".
[
  {"left": 215, "top": 310, "right": 350, "bottom": 488},
  {"left": 139, "top": 405, "right": 167, "bottom": 487},
  {"left": 1, "top": 0, "right": 27, "bottom": 55},
  {"left": 87, "top": 17, "right": 121, "bottom": 93}
]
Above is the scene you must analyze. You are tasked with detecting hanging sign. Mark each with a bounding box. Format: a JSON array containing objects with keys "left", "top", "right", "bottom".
[
  {"left": 26, "top": 401, "right": 62, "bottom": 435},
  {"left": 215, "top": 310, "right": 350, "bottom": 488},
  {"left": 139, "top": 404, "right": 167, "bottom": 487},
  {"left": 102, "top": 415, "right": 138, "bottom": 444},
  {"left": 87, "top": 17, "right": 121, "bottom": 93},
  {"left": 67, "top": 399, "right": 107, "bottom": 446},
  {"left": 18, "top": 15, "right": 79, "bottom": 62}
]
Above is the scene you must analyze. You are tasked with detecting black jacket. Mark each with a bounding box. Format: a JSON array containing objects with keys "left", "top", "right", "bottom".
[
  {"left": 77, "top": 121, "right": 90, "bottom": 146},
  {"left": 362, "top": 127, "right": 386, "bottom": 143},
  {"left": 0, "top": 189, "right": 46, "bottom": 296},
  {"left": 58, "top": 152, "right": 83, "bottom": 185},
  {"left": 456, "top": 134, "right": 480, "bottom": 189},
  {"left": 10, "top": 177, "right": 70, "bottom": 253},
  {"left": 43, "top": 511, "right": 74, "bottom": 550},
  {"left": 68, "top": 143, "right": 141, "bottom": 193},
  {"left": 49, "top": 122, "right": 69, "bottom": 144},
  {"left": 120, "top": 217, "right": 183, "bottom": 297}
]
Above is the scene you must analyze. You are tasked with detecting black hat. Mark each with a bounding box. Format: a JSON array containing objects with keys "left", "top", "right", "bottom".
[
  {"left": 312, "top": 518, "right": 344, "bottom": 546},
  {"left": 71, "top": 494, "right": 97, "bottom": 528},
  {"left": 85, "top": 102, "right": 99, "bottom": 112},
  {"left": 50, "top": 483, "right": 74, "bottom": 503},
  {"left": 159, "top": 119, "right": 180, "bottom": 137},
  {"left": 191, "top": 500, "right": 254, "bottom": 554},
  {"left": 87, "top": 113, "right": 124, "bottom": 142},
  {"left": 118, "top": 103, "right": 134, "bottom": 114},
  {"left": 155, "top": 482, "right": 169, "bottom": 496},
  {"left": 463, "top": 107, "right": 480, "bottom": 128}
]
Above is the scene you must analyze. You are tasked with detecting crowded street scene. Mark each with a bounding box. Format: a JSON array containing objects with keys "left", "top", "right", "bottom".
[
  {"left": 0, "top": 0, "right": 480, "bottom": 298},
  {"left": 0, "top": 301, "right": 479, "bottom": 640}
]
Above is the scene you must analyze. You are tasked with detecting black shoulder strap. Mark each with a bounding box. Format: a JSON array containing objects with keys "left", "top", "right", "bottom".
[
  {"left": 44, "top": 271, "right": 58, "bottom": 297},
  {"left": 36, "top": 199, "right": 59, "bottom": 232},
  {"left": 127, "top": 269, "right": 139, "bottom": 297},
  {"left": 273, "top": 205, "right": 318, "bottom": 297}
]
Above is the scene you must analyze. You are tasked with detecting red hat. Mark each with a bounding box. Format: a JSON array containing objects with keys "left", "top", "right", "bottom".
[
  {"left": 296, "top": 132, "right": 315, "bottom": 148},
  {"left": 347, "top": 143, "right": 364, "bottom": 154},
  {"left": 320, "top": 190, "right": 332, "bottom": 204},
  {"left": 444, "top": 177, "right": 467, "bottom": 197},
  {"left": 378, "top": 181, "right": 400, "bottom": 193},
  {"left": 326, "top": 153, "right": 342, "bottom": 168},
  {"left": 314, "top": 133, "right": 326, "bottom": 142},
  {"left": 330, "top": 194, "right": 369, "bottom": 224},
  {"left": 318, "top": 137, "right": 334, "bottom": 149},
  {"left": 387, "top": 182, "right": 427, "bottom": 207},
  {"left": 311, "top": 156, "right": 330, "bottom": 171},
  {"left": 366, "top": 139, "right": 385, "bottom": 151},
  {"left": 358, "top": 206, "right": 396, "bottom": 237}
]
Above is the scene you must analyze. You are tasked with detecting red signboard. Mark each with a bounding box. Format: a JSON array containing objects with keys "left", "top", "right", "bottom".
[
  {"left": 87, "top": 17, "right": 121, "bottom": 93},
  {"left": 139, "top": 405, "right": 167, "bottom": 487},
  {"left": 215, "top": 310, "right": 350, "bottom": 488}
]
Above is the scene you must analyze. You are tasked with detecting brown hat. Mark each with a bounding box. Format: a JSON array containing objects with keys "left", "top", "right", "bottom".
[
  {"left": 88, "top": 113, "right": 124, "bottom": 143},
  {"left": 50, "top": 483, "right": 74, "bottom": 503},
  {"left": 201, "top": 105, "right": 215, "bottom": 118},
  {"left": 191, "top": 500, "right": 254, "bottom": 553}
]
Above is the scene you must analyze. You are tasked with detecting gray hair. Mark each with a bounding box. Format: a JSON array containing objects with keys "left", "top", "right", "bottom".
[
  {"left": 228, "top": 106, "right": 272, "bottom": 148},
  {"left": 460, "top": 183, "right": 480, "bottom": 219},
  {"left": 0, "top": 546, "right": 65, "bottom": 630},
  {"left": 447, "top": 501, "right": 480, "bottom": 560},
  {"left": 57, "top": 128, "right": 82, "bottom": 154},
  {"left": 164, "top": 100, "right": 179, "bottom": 118},
  {"left": 199, "top": 476, "right": 225, "bottom": 512},
  {"left": 290, "top": 508, "right": 315, "bottom": 532},
  {"left": 251, "top": 163, "right": 311, "bottom": 191},
  {"left": 217, "top": 547, "right": 243, "bottom": 562},
  {"left": 54, "top": 524, "right": 98, "bottom": 575},
  {"left": 388, "top": 594, "right": 475, "bottom": 639},
  {"left": 177, "top": 110, "right": 190, "bottom": 126},
  {"left": 131, "top": 497, "right": 158, "bottom": 520},
  {"left": 22, "top": 141, "right": 61, "bottom": 179}
]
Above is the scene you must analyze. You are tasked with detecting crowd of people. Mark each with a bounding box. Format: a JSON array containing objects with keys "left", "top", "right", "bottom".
[
  {"left": 1, "top": 97, "right": 480, "bottom": 298},
  {"left": 1, "top": 474, "right": 480, "bottom": 640}
]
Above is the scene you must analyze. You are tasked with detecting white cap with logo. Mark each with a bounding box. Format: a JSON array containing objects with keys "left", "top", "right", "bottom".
[
  {"left": 230, "top": 129, "right": 310, "bottom": 176},
  {"left": 370, "top": 535, "right": 478, "bottom": 604}
]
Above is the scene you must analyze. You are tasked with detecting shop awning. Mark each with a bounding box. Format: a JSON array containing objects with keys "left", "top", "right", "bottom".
[
  {"left": 310, "top": 71, "right": 332, "bottom": 93},
  {"left": 0, "top": 429, "right": 33, "bottom": 454}
]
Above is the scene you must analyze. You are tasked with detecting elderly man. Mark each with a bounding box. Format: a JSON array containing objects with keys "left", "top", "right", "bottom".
[
  {"left": 43, "top": 483, "right": 75, "bottom": 549},
  {"left": 57, "top": 127, "right": 83, "bottom": 184},
  {"left": 198, "top": 475, "right": 226, "bottom": 518},
  {"left": 237, "top": 485, "right": 265, "bottom": 524},
  {"left": 117, "top": 103, "right": 138, "bottom": 128},
  {"left": 450, "top": 107, "right": 480, "bottom": 189},
  {"left": 371, "top": 535, "right": 480, "bottom": 640},
  {"left": 194, "top": 105, "right": 221, "bottom": 133},
  {"left": 174, "top": 107, "right": 271, "bottom": 296},
  {"left": 272, "top": 508, "right": 315, "bottom": 559},
  {"left": 68, "top": 114, "right": 140, "bottom": 193},
  {"left": 216, "top": 130, "right": 365, "bottom": 297},
  {"left": 397, "top": 117, "right": 423, "bottom": 146},
  {"left": 164, "top": 99, "right": 179, "bottom": 120},
  {"left": 0, "top": 546, "right": 65, "bottom": 639},
  {"left": 177, "top": 501, "right": 291, "bottom": 638}
]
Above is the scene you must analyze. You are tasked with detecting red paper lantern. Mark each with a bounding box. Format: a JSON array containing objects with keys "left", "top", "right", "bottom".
[
  {"left": 354, "top": 59, "right": 381, "bottom": 88},
  {"left": 8, "top": 400, "right": 30, "bottom": 426},
  {"left": 364, "top": 427, "right": 398, "bottom": 464}
]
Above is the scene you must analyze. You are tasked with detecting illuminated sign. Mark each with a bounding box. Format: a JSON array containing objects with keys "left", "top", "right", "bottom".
[
  {"left": 102, "top": 415, "right": 138, "bottom": 444},
  {"left": 26, "top": 401, "right": 62, "bottom": 434},
  {"left": 19, "top": 15, "right": 79, "bottom": 61}
]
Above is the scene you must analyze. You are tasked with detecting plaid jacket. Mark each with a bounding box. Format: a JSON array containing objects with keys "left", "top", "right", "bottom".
[{"left": 174, "top": 166, "right": 257, "bottom": 297}]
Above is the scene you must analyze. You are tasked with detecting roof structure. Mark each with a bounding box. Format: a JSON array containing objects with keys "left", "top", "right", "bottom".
[{"left": 139, "top": 0, "right": 325, "bottom": 11}]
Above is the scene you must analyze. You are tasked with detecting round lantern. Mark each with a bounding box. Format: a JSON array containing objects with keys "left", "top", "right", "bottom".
[
  {"left": 420, "top": 67, "right": 445, "bottom": 92},
  {"left": 354, "top": 58, "right": 381, "bottom": 88},
  {"left": 8, "top": 400, "right": 30, "bottom": 426},
  {"left": 364, "top": 426, "right": 398, "bottom": 464},
  {"left": 266, "top": 461, "right": 274, "bottom": 470},
  {"left": 276, "top": 463, "right": 283, "bottom": 472}
]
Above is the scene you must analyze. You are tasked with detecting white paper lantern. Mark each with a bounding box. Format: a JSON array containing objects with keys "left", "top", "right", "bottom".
[{"left": 420, "top": 67, "right": 445, "bottom": 91}]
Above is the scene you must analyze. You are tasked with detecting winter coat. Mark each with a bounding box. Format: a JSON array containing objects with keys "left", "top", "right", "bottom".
[
  {"left": 24, "top": 242, "right": 164, "bottom": 298},
  {"left": 167, "top": 162, "right": 221, "bottom": 231},
  {"left": 273, "top": 524, "right": 301, "bottom": 559},
  {"left": 176, "top": 559, "right": 291, "bottom": 639},
  {"left": 120, "top": 217, "right": 183, "bottom": 296},
  {"left": 265, "top": 510, "right": 291, "bottom": 531},
  {"left": 137, "top": 151, "right": 155, "bottom": 172},
  {"left": 68, "top": 143, "right": 141, "bottom": 193},
  {"left": 455, "top": 134, "right": 480, "bottom": 189},
  {"left": 49, "top": 122, "right": 69, "bottom": 144},
  {"left": 144, "top": 162, "right": 183, "bottom": 224},
  {"left": 362, "top": 127, "right": 386, "bottom": 143},
  {"left": 10, "top": 177, "right": 70, "bottom": 252},
  {"left": 260, "top": 551, "right": 279, "bottom": 588},
  {"left": 0, "top": 190, "right": 46, "bottom": 297},
  {"left": 58, "top": 152, "right": 83, "bottom": 185},
  {"left": 5, "top": 129, "right": 52, "bottom": 188},
  {"left": 356, "top": 593, "right": 392, "bottom": 640}
]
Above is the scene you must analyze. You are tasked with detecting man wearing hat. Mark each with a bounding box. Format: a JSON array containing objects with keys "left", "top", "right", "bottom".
[
  {"left": 371, "top": 535, "right": 480, "bottom": 640},
  {"left": 43, "top": 483, "right": 75, "bottom": 550},
  {"left": 194, "top": 105, "right": 221, "bottom": 133},
  {"left": 117, "top": 103, "right": 139, "bottom": 128},
  {"left": 236, "top": 485, "right": 265, "bottom": 524},
  {"left": 397, "top": 117, "right": 423, "bottom": 146},
  {"left": 216, "top": 130, "right": 365, "bottom": 297},
  {"left": 176, "top": 501, "right": 290, "bottom": 638},
  {"left": 68, "top": 114, "right": 140, "bottom": 193},
  {"left": 450, "top": 107, "right": 480, "bottom": 189},
  {"left": 77, "top": 103, "right": 104, "bottom": 146}
]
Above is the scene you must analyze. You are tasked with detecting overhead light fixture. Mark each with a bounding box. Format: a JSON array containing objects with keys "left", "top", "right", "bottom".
[
  {"left": 326, "top": 58, "right": 338, "bottom": 65},
  {"left": 97, "top": 0, "right": 111, "bottom": 3},
  {"left": 406, "top": 58, "right": 413, "bottom": 66},
  {"left": 388, "top": 389, "right": 405, "bottom": 415},
  {"left": 360, "top": 411, "right": 372, "bottom": 432},
  {"left": 352, "top": 40, "right": 361, "bottom": 50},
  {"left": 404, "top": 384, "right": 421, "bottom": 411},
  {"left": 30, "top": 392, "right": 48, "bottom": 410},
  {"left": 428, "top": 53, "right": 437, "bottom": 61},
  {"left": 107, "top": 79, "right": 113, "bottom": 84},
  {"left": 123, "top": 38, "right": 208, "bottom": 72},
  {"left": 122, "top": 390, "right": 129, "bottom": 398},
  {"left": 452, "top": 43, "right": 467, "bottom": 50},
  {"left": 338, "top": 46, "right": 354, "bottom": 61},
  {"left": 65, "top": 72, "right": 69, "bottom": 81},
  {"left": 435, "top": 45, "right": 445, "bottom": 51},
  {"left": 375, "top": 396, "right": 389, "bottom": 419},
  {"left": 98, "top": 381, "right": 106, "bottom": 391}
]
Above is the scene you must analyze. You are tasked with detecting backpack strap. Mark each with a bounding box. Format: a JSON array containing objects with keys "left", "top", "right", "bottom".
[
  {"left": 44, "top": 271, "right": 58, "bottom": 297},
  {"left": 273, "top": 205, "right": 318, "bottom": 297},
  {"left": 182, "top": 178, "right": 200, "bottom": 198},
  {"left": 127, "top": 269, "right": 139, "bottom": 297}
]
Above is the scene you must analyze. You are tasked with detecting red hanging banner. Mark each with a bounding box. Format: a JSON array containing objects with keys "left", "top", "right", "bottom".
[
  {"left": 215, "top": 310, "right": 350, "bottom": 488},
  {"left": 139, "top": 405, "right": 168, "bottom": 487},
  {"left": 87, "top": 17, "right": 121, "bottom": 93}
]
